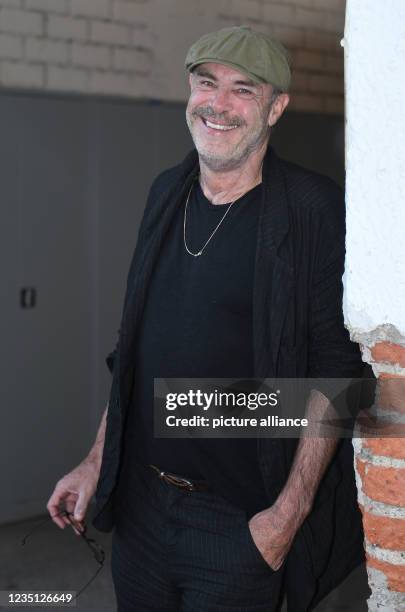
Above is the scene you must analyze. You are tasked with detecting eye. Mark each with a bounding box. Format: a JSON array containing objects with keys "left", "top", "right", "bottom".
[
  {"left": 200, "top": 80, "right": 215, "bottom": 87},
  {"left": 237, "top": 88, "right": 254, "bottom": 96}
]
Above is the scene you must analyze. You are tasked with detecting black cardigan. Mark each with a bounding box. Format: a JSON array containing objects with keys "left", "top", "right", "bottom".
[{"left": 92, "top": 145, "right": 366, "bottom": 611}]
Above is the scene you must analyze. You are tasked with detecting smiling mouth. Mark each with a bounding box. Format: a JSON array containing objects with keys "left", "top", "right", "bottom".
[{"left": 200, "top": 117, "right": 239, "bottom": 131}]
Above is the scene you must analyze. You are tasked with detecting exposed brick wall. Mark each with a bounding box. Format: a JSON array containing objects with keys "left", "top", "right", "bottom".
[
  {"left": 0, "top": 0, "right": 346, "bottom": 113},
  {"left": 354, "top": 341, "right": 405, "bottom": 609},
  {"left": 0, "top": 0, "right": 152, "bottom": 96}
]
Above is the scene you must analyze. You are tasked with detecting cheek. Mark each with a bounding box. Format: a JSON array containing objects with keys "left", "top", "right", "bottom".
[
  {"left": 188, "top": 92, "right": 209, "bottom": 113},
  {"left": 232, "top": 103, "right": 257, "bottom": 126},
  {"left": 246, "top": 107, "right": 268, "bottom": 132}
]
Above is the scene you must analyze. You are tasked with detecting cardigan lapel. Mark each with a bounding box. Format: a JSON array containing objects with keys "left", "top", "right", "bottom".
[
  {"left": 121, "top": 151, "right": 198, "bottom": 331},
  {"left": 119, "top": 150, "right": 199, "bottom": 411},
  {"left": 252, "top": 145, "right": 294, "bottom": 378}
]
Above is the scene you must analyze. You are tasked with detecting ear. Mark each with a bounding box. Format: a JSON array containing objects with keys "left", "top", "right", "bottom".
[{"left": 268, "top": 93, "right": 290, "bottom": 128}]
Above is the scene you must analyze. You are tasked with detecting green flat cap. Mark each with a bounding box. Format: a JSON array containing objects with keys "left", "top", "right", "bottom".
[{"left": 185, "top": 25, "right": 292, "bottom": 92}]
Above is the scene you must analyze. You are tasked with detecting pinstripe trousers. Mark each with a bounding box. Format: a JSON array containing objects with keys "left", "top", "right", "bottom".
[{"left": 111, "top": 462, "right": 285, "bottom": 611}]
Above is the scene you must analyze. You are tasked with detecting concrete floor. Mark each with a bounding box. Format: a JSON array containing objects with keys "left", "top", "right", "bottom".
[{"left": 0, "top": 515, "right": 370, "bottom": 611}]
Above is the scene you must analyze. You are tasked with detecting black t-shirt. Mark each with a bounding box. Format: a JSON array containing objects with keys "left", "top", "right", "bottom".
[{"left": 121, "top": 178, "right": 269, "bottom": 517}]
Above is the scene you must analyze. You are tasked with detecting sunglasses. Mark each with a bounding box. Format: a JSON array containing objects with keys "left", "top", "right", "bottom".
[{"left": 20, "top": 510, "right": 105, "bottom": 602}]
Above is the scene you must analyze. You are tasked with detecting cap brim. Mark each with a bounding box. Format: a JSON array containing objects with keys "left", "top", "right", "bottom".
[{"left": 187, "top": 58, "right": 267, "bottom": 85}]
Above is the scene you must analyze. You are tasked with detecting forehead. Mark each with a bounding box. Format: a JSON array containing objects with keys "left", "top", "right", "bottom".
[{"left": 193, "top": 62, "right": 266, "bottom": 88}]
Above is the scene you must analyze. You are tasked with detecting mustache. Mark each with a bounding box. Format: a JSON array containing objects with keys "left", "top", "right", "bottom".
[{"left": 192, "top": 106, "right": 245, "bottom": 127}]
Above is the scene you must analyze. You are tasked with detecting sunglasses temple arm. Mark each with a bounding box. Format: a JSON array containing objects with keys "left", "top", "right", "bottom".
[
  {"left": 21, "top": 510, "right": 69, "bottom": 544},
  {"left": 72, "top": 561, "right": 104, "bottom": 602}
]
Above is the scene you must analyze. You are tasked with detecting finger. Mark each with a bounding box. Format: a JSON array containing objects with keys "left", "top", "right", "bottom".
[
  {"left": 53, "top": 507, "right": 72, "bottom": 529},
  {"left": 67, "top": 515, "right": 85, "bottom": 533},
  {"left": 47, "top": 493, "right": 68, "bottom": 529},
  {"left": 59, "top": 506, "right": 74, "bottom": 528},
  {"left": 65, "top": 499, "right": 77, "bottom": 521},
  {"left": 69, "top": 523, "right": 83, "bottom": 536},
  {"left": 58, "top": 495, "right": 79, "bottom": 528},
  {"left": 73, "top": 489, "right": 89, "bottom": 522},
  {"left": 60, "top": 513, "right": 72, "bottom": 528}
]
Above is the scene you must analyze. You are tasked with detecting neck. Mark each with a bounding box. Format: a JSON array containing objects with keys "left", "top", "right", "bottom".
[{"left": 198, "top": 143, "right": 268, "bottom": 205}]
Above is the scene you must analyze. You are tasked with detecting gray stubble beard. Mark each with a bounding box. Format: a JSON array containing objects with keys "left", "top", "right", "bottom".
[{"left": 185, "top": 107, "right": 271, "bottom": 173}]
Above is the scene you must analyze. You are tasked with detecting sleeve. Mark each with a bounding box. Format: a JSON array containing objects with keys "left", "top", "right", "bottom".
[
  {"left": 307, "top": 183, "right": 365, "bottom": 420},
  {"left": 106, "top": 345, "right": 118, "bottom": 375}
]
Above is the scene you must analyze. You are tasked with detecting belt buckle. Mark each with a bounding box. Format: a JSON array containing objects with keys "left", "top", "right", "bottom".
[
  {"left": 150, "top": 464, "right": 195, "bottom": 491},
  {"left": 164, "top": 473, "right": 195, "bottom": 491}
]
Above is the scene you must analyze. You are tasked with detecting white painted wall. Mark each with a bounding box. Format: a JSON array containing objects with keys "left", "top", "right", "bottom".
[{"left": 343, "top": 0, "right": 405, "bottom": 340}]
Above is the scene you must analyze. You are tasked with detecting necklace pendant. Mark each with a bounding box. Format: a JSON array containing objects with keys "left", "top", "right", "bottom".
[{"left": 196, "top": 251, "right": 202, "bottom": 256}]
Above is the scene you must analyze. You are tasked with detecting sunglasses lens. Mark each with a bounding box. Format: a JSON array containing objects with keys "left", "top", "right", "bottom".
[
  {"left": 22, "top": 514, "right": 104, "bottom": 600},
  {"left": 87, "top": 540, "right": 105, "bottom": 564}
]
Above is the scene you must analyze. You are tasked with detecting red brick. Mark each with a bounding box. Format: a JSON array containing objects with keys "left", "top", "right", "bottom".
[
  {"left": 366, "top": 555, "right": 405, "bottom": 592},
  {"left": 363, "top": 438, "right": 405, "bottom": 461},
  {"left": 380, "top": 373, "right": 405, "bottom": 379},
  {"left": 363, "top": 512, "right": 405, "bottom": 550},
  {"left": 372, "top": 342, "right": 405, "bottom": 368},
  {"left": 375, "top": 375, "right": 405, "bottom": 415},
  {"left": 362, "top": 464, "right": 405, "bottom": 506}
]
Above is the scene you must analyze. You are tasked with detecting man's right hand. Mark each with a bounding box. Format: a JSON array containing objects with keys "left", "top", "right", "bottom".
[{"left": 46, "top": 456, "right": 100, "bottom": 535}]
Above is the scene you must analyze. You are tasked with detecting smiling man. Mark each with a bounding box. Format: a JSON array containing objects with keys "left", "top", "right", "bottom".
[
  {"left": 186, "top": 63, "right": 285, "bottom": 172},
  {"left": 47, "top": 26, "right": 365, "bottom": 611}
]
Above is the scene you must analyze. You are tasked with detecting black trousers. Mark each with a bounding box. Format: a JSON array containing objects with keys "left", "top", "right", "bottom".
[{"left": 111, "top": 462, "right": 286, "bottom": 611}]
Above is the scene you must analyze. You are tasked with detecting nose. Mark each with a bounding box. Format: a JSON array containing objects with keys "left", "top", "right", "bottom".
[{"left": 209, "top": 86, "right": 233, "bottom": 114}]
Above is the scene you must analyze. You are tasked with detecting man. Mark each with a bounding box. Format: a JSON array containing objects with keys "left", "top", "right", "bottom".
[{"left": 47, "top": 26, "right": 365, "bottom": 611}]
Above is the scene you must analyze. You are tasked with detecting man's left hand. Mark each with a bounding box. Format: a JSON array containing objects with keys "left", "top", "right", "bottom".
[{"left": 248, "top": 503, "right": 300, "bottom": 571}]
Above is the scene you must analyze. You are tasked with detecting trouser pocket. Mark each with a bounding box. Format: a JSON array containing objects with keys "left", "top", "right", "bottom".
[{"left": 242, "top": 512, "right": 277, "bottom": 575}]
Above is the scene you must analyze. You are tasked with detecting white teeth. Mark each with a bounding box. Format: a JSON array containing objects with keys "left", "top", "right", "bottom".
[{"left": 205, "top": 119, "right": 238, "bottom": 131}]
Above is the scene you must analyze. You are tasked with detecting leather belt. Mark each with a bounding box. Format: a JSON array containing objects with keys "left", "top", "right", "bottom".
[{"left": 149, "top": 464, "right": 211, "bottom": 492}]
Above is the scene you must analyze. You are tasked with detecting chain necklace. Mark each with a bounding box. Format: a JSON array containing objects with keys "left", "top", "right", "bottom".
[{"left": 183, "top": 179, "right": 237, "bottom": 257}]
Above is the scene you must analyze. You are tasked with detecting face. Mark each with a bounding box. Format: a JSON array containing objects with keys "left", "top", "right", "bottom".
[{"left": 185, "top": 62, "right": 288, "bottom": 172}]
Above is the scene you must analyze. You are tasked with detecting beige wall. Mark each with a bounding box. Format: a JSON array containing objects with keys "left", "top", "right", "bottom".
[{"left": 0, "top": 0, "right": 345, "bottom": 113}]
